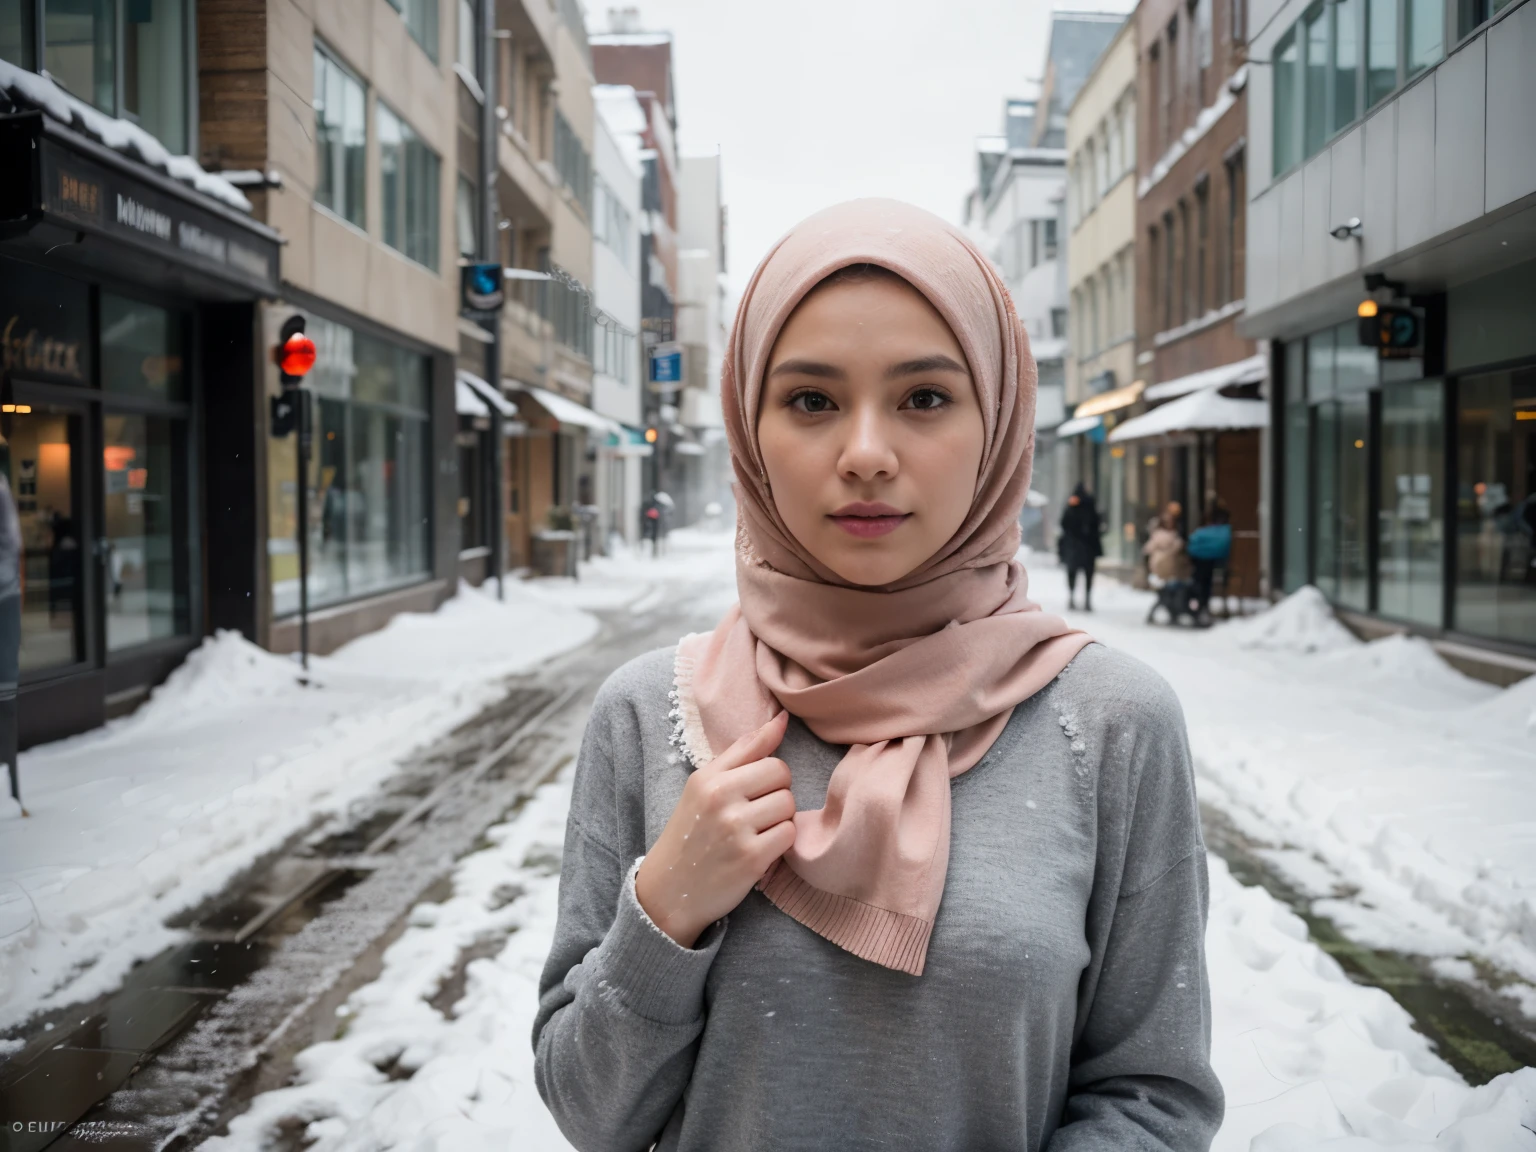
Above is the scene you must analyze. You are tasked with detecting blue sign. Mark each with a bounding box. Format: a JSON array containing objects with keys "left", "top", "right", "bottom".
[
  {"left": 461, "top": 263, "right": 504, "bottom": 314},
  {"left": 650, "top": 349, "right": 682, "bottom": 384}
]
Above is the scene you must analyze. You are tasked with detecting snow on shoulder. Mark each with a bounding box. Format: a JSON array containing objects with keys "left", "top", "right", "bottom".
[{"left": 1226, "top": 585, "right": 1358, "bottom": 654}]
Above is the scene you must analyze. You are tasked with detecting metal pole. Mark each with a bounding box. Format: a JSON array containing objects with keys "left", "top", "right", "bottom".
[
  {"left": 297, "top": 389, "right": 310, "bottom": 673},
  {"left": 481, "top": 0, "right": 504, "bottom": 600}
]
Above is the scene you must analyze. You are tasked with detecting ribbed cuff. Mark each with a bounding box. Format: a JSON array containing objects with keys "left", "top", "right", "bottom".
[{"left": 592, "top": 858, "right": 726, "bottom": 1027}]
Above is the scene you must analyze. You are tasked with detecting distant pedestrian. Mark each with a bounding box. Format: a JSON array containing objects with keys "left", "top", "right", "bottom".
[
  {"left": 1187, "top": 504, "right": 1233, "bottom": 625},
  {"left": 1057, "top": 482, "right": 1104, "bottom": 611},
  {"left": 0, "top": 469, "right": 21, "bottom": 815},
  {"left": 534, "top": 200, "right": 1221, "bottom": 1151},
  {"left": 1144, "top": 506, "right": 1190, "bottom": 585}
]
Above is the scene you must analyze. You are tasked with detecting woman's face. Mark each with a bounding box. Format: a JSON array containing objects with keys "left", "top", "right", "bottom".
[{"left": 757, "top": 273, "right": 986, "bottom": 587}]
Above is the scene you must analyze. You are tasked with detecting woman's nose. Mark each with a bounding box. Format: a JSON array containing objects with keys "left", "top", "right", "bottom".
[{"left": 837, "top": 407, "right": 899, "bottom": 482}]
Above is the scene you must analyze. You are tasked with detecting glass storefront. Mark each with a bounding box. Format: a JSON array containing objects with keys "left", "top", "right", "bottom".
[
  {"left": 1279, "top": 258, "right": 1536, "bottom": 654},
  {"left": 9, "top": 402, "right": 85, "bottom": 673},
  {"left": 1, "top": 263, "right": 194, "bottom": 677},
  {"left": 268, "top": 312, "right": 432, "bottom": 617},
  {"left": 1455, "top": 368, "right": 1536, "bottom": 646},
  {"left": 1378, "top": 380, "right": 1443, "bottom": 626}
]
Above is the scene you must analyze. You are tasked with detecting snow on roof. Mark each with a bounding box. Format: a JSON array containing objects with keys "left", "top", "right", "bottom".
[
  {"left": 1143, "top": 352, "right": 1268, "bottom": 402},
  {"left": 1108, "top": 389, "right": 1268, "bottom": 442},
  {"left": 0, "top": 59, "right": 252, "bottom": 213},
  {"left": 589, "top": 31, "right": 672, "bottom": 46},
  {"left": 976, "top": 135, "right": 1009, "bottom": 154}
]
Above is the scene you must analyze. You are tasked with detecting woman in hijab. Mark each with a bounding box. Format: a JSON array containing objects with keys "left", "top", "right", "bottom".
[{"left": 534, "top": 201, "right": 1221, "bottom": 1151}]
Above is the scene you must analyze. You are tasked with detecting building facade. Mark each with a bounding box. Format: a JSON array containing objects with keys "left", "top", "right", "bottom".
[
  {"left": 1114, "top": 0, "right": 1265, "bottom": 591},
  {"left": 1064, "top": 16, "right": 1140, "bottom": 568},
  {"left": 1, "top": 0, "right": 471, "bottom": 746},
  {"left": 1245, "top": 0, "right": 1536, "bottom": 676},
  {"left": 970, "top": 12, "right": 1125, "bottom": 550},
  {"left": 591, "top": 83, "right": 647, "bottom": 547},
  {"left": 674, "top": 150, "right": 731, "bottom": 526}
]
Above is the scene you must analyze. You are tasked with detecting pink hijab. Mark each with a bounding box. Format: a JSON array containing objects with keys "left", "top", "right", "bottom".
[{"left": 672, "top": 199, "right": 1091, "bottom": 976}]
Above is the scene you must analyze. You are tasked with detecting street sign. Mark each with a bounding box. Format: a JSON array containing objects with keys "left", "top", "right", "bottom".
[
  {"left": 1357, "top": 301, "right": 1421, "bottom": 359},
  {"left": 650, "top": 343, "right": 682, "bottom": 385},
  {"left": 461, "top": 263, "right": 505, "bottom": 314}
]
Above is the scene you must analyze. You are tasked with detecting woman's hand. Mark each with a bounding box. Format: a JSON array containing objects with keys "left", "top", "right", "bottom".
[{"left": 635, "top": 712, "right": 796, "bottom": 948}]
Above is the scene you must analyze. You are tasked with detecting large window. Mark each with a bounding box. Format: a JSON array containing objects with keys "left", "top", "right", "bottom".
[
  {"left": 1283, "top": 345, "right": 1311, "bottom": 591},
  {"left": 386, "top": 0, "right": 438, "bottom": 62},
  {"left": 100, "top": 293, "right": 191, "bottom": 653},
  {"left": 553, "top": 108, "right": 593, "bottom": 214},
  {"left": 1455, "top": 368, "right": 1536, "bottom": 645},
  {"left": 13, "top": 0, "right": 190, "bottom": 152},
  {"left": 269, "top": 315, "right": 432, "bottom": 617},
  {"left": 1379, "top": 380, "right": 1444, "bottom": 626},
  {"left": 1308, "top": 324, "right": 1373, "bottom": 610},
  {"left": 1274, "top": 0, "right": 1444, "bottom": 176},
  {"left": 314, "top": 44, "right": 367, "bottom": 228},
  {"left": 379, "top": 102, "right": 442, "bottom": 271},
  {"left": 593, "top": 177, "right": 634, "bottom": 270}
]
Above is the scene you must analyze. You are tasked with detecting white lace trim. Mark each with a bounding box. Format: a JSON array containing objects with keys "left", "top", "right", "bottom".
[{"left": 669, "top": 637, "right": 715, "bottom": 769}]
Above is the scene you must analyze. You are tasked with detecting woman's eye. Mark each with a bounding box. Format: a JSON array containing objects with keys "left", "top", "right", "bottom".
[
  {"left": 906, "top": 388, "right": 949, "bottom": 411},
  {"left": 791, "top": 391, "right": 834, "bottom": 414}
]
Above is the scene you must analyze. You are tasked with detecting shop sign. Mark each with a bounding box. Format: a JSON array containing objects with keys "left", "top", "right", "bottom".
[
  {"left": 1357, "top": 303, "right": 1422, "bottom": 360},
  {"left": 649, "top": 342, "right": 682, "bottom": 387},
  {"left": 0, "top": 265, "right": 90, "bottom": 385},
  {"left": 0, "top": 114, "right": 281, "bottom": 296}
]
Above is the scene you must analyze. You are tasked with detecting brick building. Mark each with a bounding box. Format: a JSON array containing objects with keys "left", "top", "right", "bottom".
[{"left": 1120, "top": 0, "right": 1268, "bottom": 592}]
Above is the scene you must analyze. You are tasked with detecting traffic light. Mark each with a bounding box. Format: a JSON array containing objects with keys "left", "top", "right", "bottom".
[
  {"left": 270, "top": 314, "right": 316, "bottom": 437},
  {"left": 644, "top": 426, "right": 658, "bottom": 443},
  {"left": 1357, "top": 300, "right": 1421, "bottom": 358}
]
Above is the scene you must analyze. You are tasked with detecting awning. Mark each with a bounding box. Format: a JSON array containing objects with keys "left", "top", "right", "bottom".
[
  {"left": 1055, "top": 414, "right": 1103, "bottom": 438},
  {"left": 516, "top": 386, "right": 623, "bottom": 435},
  {"left": 455, "top": 378, "right": 490, "bottom": 417},
  {"left": 455, "top": 369, "right": 518, "bottom": 417},
  {"left": 1109, "top": 390, "right": 1269, "bottom": 442},
  {"left": 1143, "top": 353, "right": 1268, "bottom": 402},
  {"left": 1073, "top": 380, "right": 1145, "bottom": 419},
  {"left": 605, "top": 426, "right": 654, "bottom": 458}
]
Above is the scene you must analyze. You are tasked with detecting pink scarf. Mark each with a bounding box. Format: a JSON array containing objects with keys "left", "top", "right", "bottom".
[{"left": 673, "top": 200, "right": 1092, "bottom": 976}]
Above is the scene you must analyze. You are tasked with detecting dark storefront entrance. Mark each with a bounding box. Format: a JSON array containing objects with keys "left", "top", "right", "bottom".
[{"left": 1, "top": 110, "right": 281, "bottom": 745}]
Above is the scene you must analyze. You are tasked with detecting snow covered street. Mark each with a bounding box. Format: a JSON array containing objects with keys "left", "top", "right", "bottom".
[
  {"left": 180, "top": 532, "right": 1534, "bottom": 1151},
  {"left": 6, "top": 529, "right": 1536, "bottom": 1148}
]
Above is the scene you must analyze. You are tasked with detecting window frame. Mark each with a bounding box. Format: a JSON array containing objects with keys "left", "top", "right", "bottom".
[
  {"left": 314, "top": 41, "right": 368, "bottom": 230},
  {"left": 378, "top": 99, "right": 443, "bottom": 272}
]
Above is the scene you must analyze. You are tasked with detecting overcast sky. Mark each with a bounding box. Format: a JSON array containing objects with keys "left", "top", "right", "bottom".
[{"left": 591, "top": 0, "right": 1131, "bottom": 300}]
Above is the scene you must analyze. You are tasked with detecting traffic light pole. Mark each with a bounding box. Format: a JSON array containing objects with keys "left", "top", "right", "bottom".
[
  {"left": 481, "top": 0, "right": 504, "bottom": 601},
  {"left": 296, "top": 388, "right": 310, "bottom": 673}
]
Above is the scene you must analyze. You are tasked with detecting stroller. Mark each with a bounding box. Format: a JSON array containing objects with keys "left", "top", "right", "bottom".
[{"left": 1147, "top": 578, "right": 1199, "bottom": 626}]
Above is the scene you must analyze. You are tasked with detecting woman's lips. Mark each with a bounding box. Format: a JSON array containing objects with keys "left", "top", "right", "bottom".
[{"left": 828, "top": 506, "right": 911, "bottom": 538}]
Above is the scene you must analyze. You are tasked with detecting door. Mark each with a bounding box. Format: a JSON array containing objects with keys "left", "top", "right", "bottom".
[{"left": 4, "top": 391, "right": 95, "bottom": 679}]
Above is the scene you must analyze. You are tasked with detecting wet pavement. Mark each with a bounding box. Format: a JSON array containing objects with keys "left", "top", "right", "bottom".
[
  {"left": 1202, "top": 804, "right": 1536, "bottom": 1085},
  {"left": 0, "top": 584, "right": 724, "bottom": 1152}
]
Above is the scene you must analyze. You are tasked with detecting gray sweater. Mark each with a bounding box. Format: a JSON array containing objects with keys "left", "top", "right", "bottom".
[{"left": 534, "top": 642, "right": 1222, "bottom": 1152}]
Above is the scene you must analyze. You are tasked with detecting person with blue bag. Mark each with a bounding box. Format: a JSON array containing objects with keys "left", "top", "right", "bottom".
[{"left": 1186, "top": 504, "right": 1232, "bottom": 625}]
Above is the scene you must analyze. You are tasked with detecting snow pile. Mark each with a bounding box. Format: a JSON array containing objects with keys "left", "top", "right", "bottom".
[
  {"left": 526, "top": 526, "right": 739, "bottom": 615},
  {"left": 1467, "top": 673, "right": 1536, "bottom": 738},
  {"left": 0, "top": 59, "right": 252, "bottom": 211},
  {"left": 0, "top": 582, "right": 599, "bottom": 1030},
  {"left": 1324, "top": 633, "right": 1493, "bottom": 705},
  {"left": 1206, "top": 856, "right": 1536, "bottom": 1149},
  {"left": 1226, "top": 585, "right": 1359, "bottom": 654}
]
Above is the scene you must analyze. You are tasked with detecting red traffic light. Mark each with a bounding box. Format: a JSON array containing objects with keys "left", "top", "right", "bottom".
[{"left": 279, "top": 332, "right": 317, "bottom": 379}]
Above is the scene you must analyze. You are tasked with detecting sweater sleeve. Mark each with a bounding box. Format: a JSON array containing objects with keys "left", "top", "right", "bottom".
[
  {"left": 1047, "top": 657, "right": 1225, "bottom": 1151},
  {"left": 532, "top": 676, "right": 726, "bottom": 1152}
]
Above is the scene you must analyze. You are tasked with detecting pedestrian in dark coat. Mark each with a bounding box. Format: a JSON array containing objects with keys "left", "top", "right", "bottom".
[{"left": 1058, "top": 483, "right": 1104, "bottom": 611}]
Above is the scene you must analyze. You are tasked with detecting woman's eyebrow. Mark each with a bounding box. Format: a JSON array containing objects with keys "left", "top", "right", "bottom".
[
  {"left": 885, "top": 355, "right": 968, "bottom": 379},
  {"left": 768, "top": 359, "right": 846, "bottom": 380}
]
